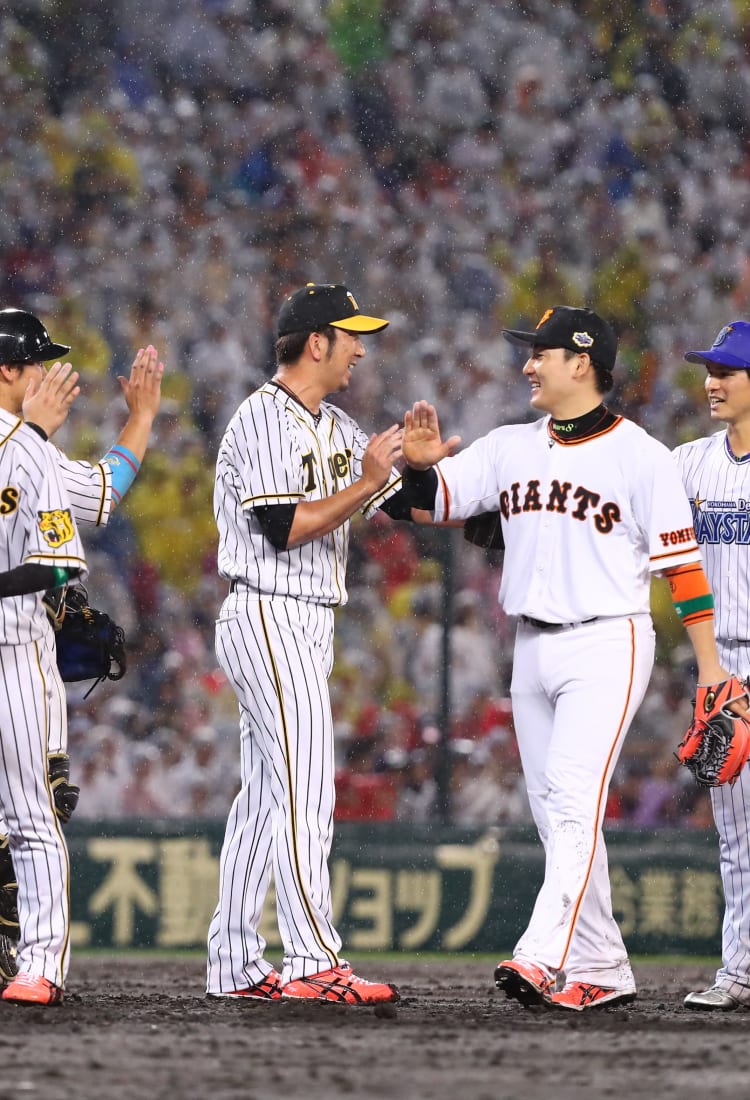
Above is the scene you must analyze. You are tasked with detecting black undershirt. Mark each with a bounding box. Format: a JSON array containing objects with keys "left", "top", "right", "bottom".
[{"left": 548, "top": 404, "right": 618, "bottom": 444}]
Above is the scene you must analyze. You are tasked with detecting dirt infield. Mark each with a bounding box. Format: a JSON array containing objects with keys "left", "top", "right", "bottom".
[{"left": 2, "top": 956, "right": 749, "bottom": 1100}]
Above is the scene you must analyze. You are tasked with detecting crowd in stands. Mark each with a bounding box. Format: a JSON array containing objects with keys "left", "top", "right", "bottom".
[{"left": 3, "top": 0, "right": 749, "bottom": 827}]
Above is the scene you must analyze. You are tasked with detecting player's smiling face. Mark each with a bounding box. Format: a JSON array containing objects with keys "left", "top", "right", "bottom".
[
  {"left": 704, "top": 365, "right": 750, "bottom": 423},
  {"left": 323, "top": 328, "right": 366, "bottom": 392},
  {"left": 522, "top": 346, "right": 579, "bottom": 415}
]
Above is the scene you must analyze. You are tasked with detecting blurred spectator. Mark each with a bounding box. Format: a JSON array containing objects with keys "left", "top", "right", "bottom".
[{"left": 0, "top": 0, "right": 745, "bottom": 826}]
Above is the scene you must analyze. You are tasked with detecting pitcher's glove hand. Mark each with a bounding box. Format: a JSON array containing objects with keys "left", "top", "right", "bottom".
[
  {"left": 50, "top": 584, "right": 126, "bottom": 691},
  {"left": 693, "top": 675, "right": 749, "bottom": 723},
  {"left": 677, "top": 709, "right": 750, "bottom": 787},
  {"left": 47, "top": 752, "right": 80, "bottom": 823},
  {"left": 463, "top": 511, "right": 505, "bottom": 551}
]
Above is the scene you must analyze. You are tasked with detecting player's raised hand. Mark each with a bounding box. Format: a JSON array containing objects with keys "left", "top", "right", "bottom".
[
  {"left": 118, "top": 345, "right": 164, "bottom": 420},
  {"left": 403, "top": 400, "right": 461, "bottom": 470},
  {"left": 22, "top": 361, "right": 81, "bottom": 438},
  {"left": 361, "top": 424, "right": 404, "bottom": 490}
]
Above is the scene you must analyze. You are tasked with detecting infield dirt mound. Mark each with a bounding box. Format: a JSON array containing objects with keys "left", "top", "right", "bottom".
[{"left": 1, "top": 957, "right": 749, "bottom": 1100}]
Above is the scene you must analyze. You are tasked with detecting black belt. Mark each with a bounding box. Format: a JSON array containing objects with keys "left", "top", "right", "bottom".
[
  {"left": 520, "top": 615, "right": 599, "bottom": 631},
  {"left": 229, "top": 579, "right": 249, "bottom": 593}
]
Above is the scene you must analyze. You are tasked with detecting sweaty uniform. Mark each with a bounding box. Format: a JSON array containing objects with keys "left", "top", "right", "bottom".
[
  {"left": 674, "top": 430, "right": 750, "bottom": 1001},
  {"left": 0, "top": 409, "right": 87, "bottom": 988},
  {"left": 207, "top": 380, "right": 401, "bottom": 991},
  {"left": 433, "top": 411, "right": 701, "bottom": 988}
]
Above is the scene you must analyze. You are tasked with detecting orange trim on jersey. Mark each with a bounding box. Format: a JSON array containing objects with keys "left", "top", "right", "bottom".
[
  {"left": 546, "top": 416, "right": 624, "bottom": 446},
  {"left": 650, "top": 544, "right": 699, "bottom": 564},
  {"left": 556, "top": 617, "right": 637, "bottom": 974},
  {"left": 436, "top": 465, "right": 451, "bottom": 521}
]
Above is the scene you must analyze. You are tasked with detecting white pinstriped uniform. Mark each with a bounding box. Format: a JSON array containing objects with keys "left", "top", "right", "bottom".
[
  {"left": 207, "top": 381, "right": 401, "bottom": 991},
  {"left": 674, "top": 430, "right": 750, "bottom": 999},
  {"left": 433, "top": 414, "right": 703, "bottom": 988},
  {"left": 0, "top": 410, "right": 87, "bottom": 988},
  {"left": 0, "top": 452, "right": 111, "bottom": 844}
]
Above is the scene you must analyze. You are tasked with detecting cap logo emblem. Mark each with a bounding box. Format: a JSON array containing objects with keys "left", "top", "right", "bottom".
[
  {"left": 346, "top": 291, "right": 359, "bottom": 312},
  {"left": 572, "top": 331, "right": 594, "bottom": 348},
  {"left": 536, "top": 309, "right": 554, "bottom": 328},
  {"left": 714, "top": 324, "right": 733, "bottom": 347}
]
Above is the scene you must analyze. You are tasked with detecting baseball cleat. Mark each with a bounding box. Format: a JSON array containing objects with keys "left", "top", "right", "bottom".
[
  {"left": 282, "top": 963, "right": 400, "bottom": 1004},
  {"left": 207, "top": 969, "right": 283, "bottom": 1000},
  {"left": 1, "top": 973, "right": 63, "bottom": 1006},
  {"left": 549, "top": 981, "right": 636, "bottom": 1011},
  {"left": 684, "top": 985, "right": 747, "bottom": 1011},
  {"left": 494, "top": 958, "right": 554, "bottom": 1006}
]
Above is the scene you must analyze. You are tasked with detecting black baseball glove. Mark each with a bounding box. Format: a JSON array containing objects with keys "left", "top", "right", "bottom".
[
  {"left": 463, "top": 510, "right": 505, "bottom": 551},
  {"left": 45, "top": 584, "right": 127, "bottom": 691},
  {"left": 0, "top": 836, "right": 18, "bottom": 982},
  {"left": 47, "top": 752, "right": 80, "bottom": 823}
]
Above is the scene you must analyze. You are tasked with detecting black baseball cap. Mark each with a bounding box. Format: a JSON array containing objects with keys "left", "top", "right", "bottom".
[
  {"left": 503, "top": 306, "right": 618, "bottom": 371},
  {"left": 684, "top": 321, "right": 750, "bottom": 369},
  {"left": 277, "top": 283, "right": 389, "bottom": 337}
]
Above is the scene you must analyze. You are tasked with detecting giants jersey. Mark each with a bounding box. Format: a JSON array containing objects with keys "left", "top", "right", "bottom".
[
  {"left": 0, "top": 411, "right": 87, "bottom": 644},
  {"left": 674, "top": 431, "right": 750, "bottom": 643},
  {"left": 215, "top": 381, "right": 403, "bottom": 606},
  {"left": 433, "top": 415, "right": 701, "bottom": 622}
]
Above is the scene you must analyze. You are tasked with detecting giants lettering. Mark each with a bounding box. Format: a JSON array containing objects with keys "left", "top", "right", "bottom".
[{"left": 499, "top": 478, "right": 621, "bottom": 533}]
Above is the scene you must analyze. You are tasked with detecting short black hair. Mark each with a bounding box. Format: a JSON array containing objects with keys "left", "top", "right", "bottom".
[
  {"left": 562, "top": 346, "right": 613, "bottom": 395},
  {"left": 275, "top": 324, "right": 339, "bottom": 366}
]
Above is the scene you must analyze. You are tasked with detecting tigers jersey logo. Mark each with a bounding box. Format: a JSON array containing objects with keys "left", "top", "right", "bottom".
[{"left": 38, "top": 508, "right": 75, "bottom": 547}]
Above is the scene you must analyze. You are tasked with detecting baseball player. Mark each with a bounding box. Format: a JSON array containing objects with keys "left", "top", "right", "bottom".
[
  {"left": 0, "top": 329, "right": 88, "bottom": 1005},
  {"left": 0, "top": 309, "right": 164, "bottom": 992},
  {"left": 402, "top": 305, "right": 734, "bottom": 1011},
  {"left": 675, "top": 321, "right": 750, "bottom": 1011},
  {"left": 207, "top": 283, "right": 413, "bottom": 1004}
]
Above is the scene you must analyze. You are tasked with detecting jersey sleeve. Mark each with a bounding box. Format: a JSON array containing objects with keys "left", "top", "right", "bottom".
[
  {"left": 345, "top": 421, "right": 404, "bottom": 519},
  {"left": 55, "top": 449, "right": 112, "bottom": 526},
  {"left": 432, "top": 429, "right": 508, "bottom": 523},
  {"left": 236, "top": 399, "right": 307, "bottom": 510},
  {"left": 638, "top": 439, "right": 702, "bottom": 575},
  {"left": 24, "top": 437, "right": 88, "bottom": 579}
]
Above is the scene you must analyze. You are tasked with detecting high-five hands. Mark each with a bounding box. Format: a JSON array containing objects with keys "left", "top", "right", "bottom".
[
  {"left": 362, "top": 424, "right": 404, "bottom": 491},
  {"left": 403, "top": 400, "right": 461, "bottom": 470},
  {"left": 23, "top": 362, "right": 81, "bottom": 438}
]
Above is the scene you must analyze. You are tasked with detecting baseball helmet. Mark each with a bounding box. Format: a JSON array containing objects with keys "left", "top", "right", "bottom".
[{"left": 0, "top": 308, "right": 70, "bottom": 365}]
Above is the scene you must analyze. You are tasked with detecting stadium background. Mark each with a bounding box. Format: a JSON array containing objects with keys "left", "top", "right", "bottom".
[{"left": 3, "top": 0, "right": 750, "bottom": 941}]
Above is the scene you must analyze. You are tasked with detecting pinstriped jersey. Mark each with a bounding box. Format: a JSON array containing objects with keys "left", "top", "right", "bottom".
[
  {"left": 674, "top": 431, "right": 750, "bottom": 643},
  {"left": 215, "top": 381, "right": 403, "bottom": 606},
  {"left": 55, "top": 451, "right": 112, "bottom": 527},
  {"left": 432, "top": 414, "right": 702, "bottom": 622},
  {"left": 0, "top": 410, "right": 87, "bottom": 644}
]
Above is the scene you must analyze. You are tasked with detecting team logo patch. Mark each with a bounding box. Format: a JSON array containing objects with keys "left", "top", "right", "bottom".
[
  {"left": 536, "top": 308, "right": 554, "bottom": 328},
  {"left": 38, "top": 508, "right": 75, "bottom": 548},
  {"left": 572, "top": 331, "right": 594, "bottom": 348},
  {"left": 346, "top": 291, "right": 359, "bottom": 312},
  {"left": 714, "top": 324, "right": 733, "bottom": 347}
]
